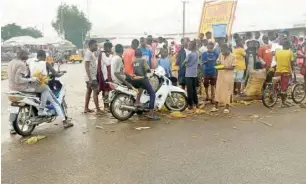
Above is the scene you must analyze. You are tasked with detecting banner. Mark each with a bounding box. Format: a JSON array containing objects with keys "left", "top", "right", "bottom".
[{"left": 198, "top": 1, "right": 237, "bottom": 37}]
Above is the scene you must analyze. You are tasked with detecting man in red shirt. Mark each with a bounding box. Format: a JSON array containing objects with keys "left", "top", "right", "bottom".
[
  {"left": 123, "top": 39, "right": 139, "bottom": 75},
  {"left": 258, "top": 35, "right": 273, "bottom": 69}
]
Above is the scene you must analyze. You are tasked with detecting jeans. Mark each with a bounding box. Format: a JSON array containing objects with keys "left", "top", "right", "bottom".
[
  {"left": 185, "top": 77, "right": 198, "bottom": 107},
  {"left": 143, "top": 79, "right": 156, "bottom": 109}
]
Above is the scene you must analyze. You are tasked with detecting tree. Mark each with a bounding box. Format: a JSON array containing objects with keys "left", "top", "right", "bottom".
[
  {"left": 52, "top": 4, "right": 91, "bottom": 48},
  {"left": 1, "top": 23, "right": 43, "bottom": 41}
]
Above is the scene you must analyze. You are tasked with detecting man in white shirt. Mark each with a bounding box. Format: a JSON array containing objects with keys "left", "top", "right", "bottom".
[
  {"left": 111, "top": 44, "right": 133, "bottom": 89},
  {"left": 84, "top": 39, "right": 103, "bottom": 115}
]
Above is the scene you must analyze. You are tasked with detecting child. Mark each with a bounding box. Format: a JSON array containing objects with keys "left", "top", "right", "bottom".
[
  {"left": 233, "top": 38, "right": 246, "bottom": 95},
  {"left": 202, "top": 42, "right": 219, "bottom": 103},
  {"left": 157, "top": 48, "right": 172, "bottom": 78},
  {"left": 132, "top": 49, "right": 158, "bottom": 120},
  {"left": 211, "top": 44, "right": 235, "bottom": 114},
  {"left": 275, "top": 40, "right": 294, "bottom": 108},
  {"left": 185, "top": 40, "right": 199, "bottom": 110}
]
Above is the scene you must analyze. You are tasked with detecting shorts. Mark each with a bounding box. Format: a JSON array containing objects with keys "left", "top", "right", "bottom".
[
  {"left": 203, "top": 76, "right": 216, "bottom": 87},
  {"left": 86, "top": 80, "right": 98, "bottom": 89},
  {"left": 275, "top": 72, "right": 291, "bottom": 92},
  {"left": 234, "top": 70, "right": 245, "bottom": 83}
]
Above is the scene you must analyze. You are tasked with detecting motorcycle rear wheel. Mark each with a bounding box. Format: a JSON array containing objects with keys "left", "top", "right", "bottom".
[
  {"left": 110, "top": 93, "right": 135, "bottom": 121},
  {"left": 13, "top": 106, "right": 36, "bottom": 136}
]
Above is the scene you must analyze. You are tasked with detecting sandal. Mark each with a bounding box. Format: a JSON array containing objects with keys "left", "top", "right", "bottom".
[{"left": 210, "top": 107, "right": 219, "bottom": 112}]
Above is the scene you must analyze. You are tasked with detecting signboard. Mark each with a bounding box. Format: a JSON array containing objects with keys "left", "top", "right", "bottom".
[{"left": 198, "top": 1, "right": 237, "bottom": 37}]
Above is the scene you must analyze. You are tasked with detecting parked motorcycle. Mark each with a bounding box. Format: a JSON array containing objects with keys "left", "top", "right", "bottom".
[
  {"left": 6, "top": 65, "right": 68, "bottom": 136},
  {"left": 108, "top": 66, "right": 188, "bottom": 121}
]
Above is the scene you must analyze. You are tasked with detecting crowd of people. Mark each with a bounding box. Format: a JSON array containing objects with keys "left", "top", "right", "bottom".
[
  {"left": 6, "top": 31, "right": 306, "bottom": 133},
  {"left": 84, "top": 31, "right": 306, "bottom": 116}
]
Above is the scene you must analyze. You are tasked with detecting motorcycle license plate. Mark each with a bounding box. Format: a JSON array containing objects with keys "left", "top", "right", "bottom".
[{"left": 8, "top": 106, "right": 20, "bottom": 114}]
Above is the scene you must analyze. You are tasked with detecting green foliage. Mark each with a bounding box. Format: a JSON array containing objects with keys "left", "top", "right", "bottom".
[
  {"left": 1, "top": 23, "right": 43, "bottom": 41},
  {"left": 52, "top": 4, "right": 91, "bottom": 48}
]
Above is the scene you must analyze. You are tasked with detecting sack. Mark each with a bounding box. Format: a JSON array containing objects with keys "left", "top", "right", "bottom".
[
  {"left": 301, "top": 59, "right": 306, "bottom": 75},
  {"left": 243, "top": 70, "right": 266, "bottom": 96}
]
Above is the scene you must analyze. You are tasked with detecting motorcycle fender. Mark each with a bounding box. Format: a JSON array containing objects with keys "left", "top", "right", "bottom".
[
  {"left": 169, "top": 86, "right": 187, "bottom": 95},
  {"left": 9, "top": 113, "right": 18, "bottom": 122}
]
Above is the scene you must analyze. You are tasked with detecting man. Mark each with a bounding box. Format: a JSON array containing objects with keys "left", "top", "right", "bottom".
[
  {"left": 176, "top": 37, "right": 190, "bottom": 89},
  {"left": 213, "top": 37, "right": 225, "bottom": 55},
  {"left": 140, "top": 37, "right": 152, "bottom": 68},
  {"left": 275, "top": 40, "right": 294, "bottom": 107},
  {"left": 155, "top": 37, "right": 165, "bottom": 59},
  {"left": 146, "top": 35, "right": 157, "bottom": 68},
  {"left": 258, "top": 35, "right": 273, "bottom": 69},
  {"left": 205, "top": 31, "right": 212, "bottom": 42},
  {"left": 199, "top": 33, "right": 205, "bottom": 42},
  {"left": 244, "top": 32, "right": 253, "bottom": 49},
  {"left": 84, "top": 39, "right": 104, "bottom": 115},
  {"left": 111, "top": 44, "right": 134, "bottom": 89},
  {"left": 123, "top": 39, "right": 139, "bottom": 75},
  {"left": 255, "top": 31, "right": 261, "bottom": 41}
]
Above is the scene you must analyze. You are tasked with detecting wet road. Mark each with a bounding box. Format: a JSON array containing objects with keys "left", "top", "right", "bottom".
[{"left": 2, "top": 64, "right": 306, "bottom": 184}]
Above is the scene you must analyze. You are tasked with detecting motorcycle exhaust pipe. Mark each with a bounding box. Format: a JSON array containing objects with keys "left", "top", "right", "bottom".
[{"left": 119, "top": 105, "right": 137, "bottom": 111}]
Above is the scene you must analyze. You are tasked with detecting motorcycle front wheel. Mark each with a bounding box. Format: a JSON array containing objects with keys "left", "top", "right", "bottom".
[
  {"left": 13, "top": 106, "right": 36, "bottom": 136},
  {"left": 165, "top": 92, "right": 188, "bottom": 112},
  {"left": 110, "top": 93, "right": 135, "bottom": 121}
]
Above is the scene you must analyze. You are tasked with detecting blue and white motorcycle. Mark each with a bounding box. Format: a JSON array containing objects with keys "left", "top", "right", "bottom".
[{"left": 7, "top": 67, "right": 68, "bottom": 136}]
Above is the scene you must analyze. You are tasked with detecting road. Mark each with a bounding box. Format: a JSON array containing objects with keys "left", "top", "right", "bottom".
[{"left": 2, "top": 64, "right": 306, "bottom": 184}]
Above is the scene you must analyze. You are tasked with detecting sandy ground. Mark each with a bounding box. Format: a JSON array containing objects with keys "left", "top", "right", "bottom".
[{"left": 1, "top": 63, "right": 306, "bottom": 184}]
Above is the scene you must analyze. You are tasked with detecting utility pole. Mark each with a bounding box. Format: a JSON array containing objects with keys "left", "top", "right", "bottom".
[{"left": 182, "top": 0, "right": 188, "bottom": 37}]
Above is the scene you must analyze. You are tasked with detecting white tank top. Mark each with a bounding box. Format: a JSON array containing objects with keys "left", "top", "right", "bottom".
[{"left": 29, "top": 60, "right": 48, "bottom": 76}]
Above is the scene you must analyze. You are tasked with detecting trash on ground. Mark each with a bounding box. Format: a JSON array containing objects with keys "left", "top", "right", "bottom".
[
  {"left": 249, "top": 114, "right": 260, "bottom": 119},
  {"left": 95, "top": 126, "right": 104, "bottom": 129},
  {"left": 23, "top": 135, "right": 47, "bottom": 144},
  {"left": 135, "top": 127, "right": 151, "bottom": 130},
  {"left": 168, "top": 111, "right": 186, "bottom": 118},
  {"left": 258, "top": 120, "right": 272, "bottom": 127}
]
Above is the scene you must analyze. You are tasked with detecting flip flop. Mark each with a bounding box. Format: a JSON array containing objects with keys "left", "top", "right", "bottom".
[
  {"left": 146, "top": 115, "right": 160, "bottom": 121},
  {"left": 83, "top": 109, "right": 94, "bottom": 113}
]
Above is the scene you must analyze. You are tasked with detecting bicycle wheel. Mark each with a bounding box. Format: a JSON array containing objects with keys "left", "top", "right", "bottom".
[
  {"left": 292, "top": 83, "right": 306, "bottom": 104},
  {"left": 262, "top": 84, "right": 279, "bottom": 108}
]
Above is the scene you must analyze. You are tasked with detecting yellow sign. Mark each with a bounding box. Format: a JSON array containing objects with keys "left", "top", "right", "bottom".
[{"left": 199, "top": 1, "right": 237, "bottom": 36}]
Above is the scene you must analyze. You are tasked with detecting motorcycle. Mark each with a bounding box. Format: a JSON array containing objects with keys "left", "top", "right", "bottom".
[
  {"left": 6, "top": 65, "right": 68, "bottom": 136},
  {"left": 108, "top": 66, "right": 188, "bottom": 121}
]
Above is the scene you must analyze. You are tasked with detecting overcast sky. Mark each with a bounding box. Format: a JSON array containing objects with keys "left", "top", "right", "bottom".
[{"left": 1, "top": 0, "right": 306, "bottom": 37}]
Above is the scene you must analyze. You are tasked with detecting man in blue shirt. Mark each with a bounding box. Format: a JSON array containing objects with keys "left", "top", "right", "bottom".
[
  {"left": 140, "top": 37, "right": 152, "bottom": 68},
  {"left": 202, "top": 42, "right": 219, "bottom": 103},
  {"left": 157, "top": 48, "right": 172, "bottom": 78}
]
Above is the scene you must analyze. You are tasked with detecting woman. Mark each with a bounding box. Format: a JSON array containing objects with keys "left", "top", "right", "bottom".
[{"left": 211, "top": 44, "right": 235, "bottom": 114}]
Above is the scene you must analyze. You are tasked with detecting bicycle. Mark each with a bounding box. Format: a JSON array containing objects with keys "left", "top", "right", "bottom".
[{"left": 262, "top": 70, "right": 306, "bottom": 108}]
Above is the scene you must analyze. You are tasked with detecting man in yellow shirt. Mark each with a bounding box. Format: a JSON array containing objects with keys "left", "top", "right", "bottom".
[
  {"left": 275, "top": 40, "right": 294, "bottom": 107},
  {"left": 233, "top": 38, "right": 246, "bottom": 95}
]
